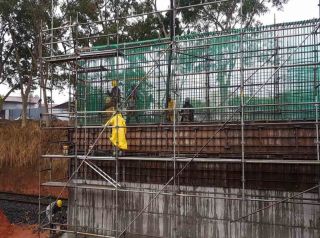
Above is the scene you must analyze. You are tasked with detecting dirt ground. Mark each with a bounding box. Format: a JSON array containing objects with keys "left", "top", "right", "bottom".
[
  {"left": 0, "top": 210, "right": 48, "bottom": 238},
  {"left": 0, "top": 165, "right": 67, "bottom": 198}
]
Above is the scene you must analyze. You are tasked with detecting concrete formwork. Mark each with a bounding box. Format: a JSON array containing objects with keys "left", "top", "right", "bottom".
[{"left": 68, "top": 181, "right": 320, "bottom": 238}]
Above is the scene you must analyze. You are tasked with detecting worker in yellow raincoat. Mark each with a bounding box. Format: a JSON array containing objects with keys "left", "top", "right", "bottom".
[
  {"left": 106, "top": 112, "right": 128, "bottom": 151},
  {"left": 166, "top": 96, "right": 176, "bottom": 122}
]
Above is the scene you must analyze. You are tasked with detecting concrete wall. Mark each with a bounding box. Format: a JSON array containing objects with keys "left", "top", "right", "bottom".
[{"left": 68, "top": 180, "right": 320, "bottom": 238}]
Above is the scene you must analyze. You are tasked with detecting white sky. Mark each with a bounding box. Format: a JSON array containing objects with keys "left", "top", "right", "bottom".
[{"left": 1, "top": 0, "right": 319, "bottom": 104}]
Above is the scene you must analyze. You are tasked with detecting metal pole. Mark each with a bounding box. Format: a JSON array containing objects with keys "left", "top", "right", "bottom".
[
  {"left": 157, "top": 50, "right": 161, "bottom": 111},
  {"left": 205, "top": 44, "right": 211, "bottom": 121},
  {"left": 100, "top": 58, "right": 103, "bottom": 124},
  {"left": 38, "top": 20, "right": 43, "bottom": 237},
  {"left": 49, "top": 51, "right": 54, "bottom": 236},
  {"left": 240, "top": 0, "right": 245, "bottom": 203},
  {"left": 74, "top": 13, "right": 79, "bottom": 238},
  {"left": 165, "top": 0, "right": 175, "bottom": 111},
  {"left": 115, "top": 1, "right": 120, "bottom": 236},
  {"left": 233, "top": 184, "right": 320, "bottom": 222},
  {"left": 170, "top": 1, "right": 178, "bottom": 237},
  {"left": 313, "top": 27, "right": 319, "bottom": 162},
  {"left": 317, "top": 0, "right": 320, "bottom": 200},
  {"left": 274, "top": 15, "right": 280, "bottom": 118},
  {"left": 239, "top": 1, "right": 245, "bottom": 236},
  {"left": 50, "top": 0, "right": 54, "bottom": 57},
  {"left": 84, "top": 61, "right": 88, "bottom": 183}
]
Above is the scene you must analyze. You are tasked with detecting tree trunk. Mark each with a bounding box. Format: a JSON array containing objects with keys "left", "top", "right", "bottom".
[
  {"left": 9, "top": 27, "right": 29, "bottom": 128},
  {"left": 0, "top": 98, "right": 3, "bottom": 113},
  {"left": 43, "top": 81, "right": 49, "bottom": 126},
  {"left": 21, "top": 93, "right": 28, "bottom": 128},
  {"left": 41, "top": 63, "right": 49, "bottom": 126}
]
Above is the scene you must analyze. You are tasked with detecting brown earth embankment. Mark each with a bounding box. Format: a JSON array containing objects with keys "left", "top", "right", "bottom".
[{"left": 0, "top": 120, "right": 68, "bottom": 197}]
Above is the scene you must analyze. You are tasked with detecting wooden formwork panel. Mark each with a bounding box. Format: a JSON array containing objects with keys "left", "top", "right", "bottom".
[
  {"left": 71, "top": 122, "right": 318, "bottom": 160},
  {"left": 71, "top": 159, "right": 320, "bottom": 192}
]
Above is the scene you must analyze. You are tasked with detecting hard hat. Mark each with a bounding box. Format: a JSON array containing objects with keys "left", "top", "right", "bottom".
[
  {"left": 57, "top": 199, "right": 63, "bottom": 208},
  {"left": 112, "top": 80, "right": 117, "bottom": 87}
]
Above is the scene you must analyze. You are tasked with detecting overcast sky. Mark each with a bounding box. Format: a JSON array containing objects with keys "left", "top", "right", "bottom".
[{"left": 1, "top": 0, "right": 320, "bottom": 104}]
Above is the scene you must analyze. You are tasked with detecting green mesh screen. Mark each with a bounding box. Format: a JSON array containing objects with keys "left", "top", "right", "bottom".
[{"left": 77, "top": 19, "right": 320, "bottom": 125}]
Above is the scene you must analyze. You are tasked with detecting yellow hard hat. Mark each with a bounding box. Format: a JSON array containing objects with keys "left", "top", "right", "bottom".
[
  {"left": 57, "top": 199, "right": 63, "bottom": 208},
  {"left": 112, "top": 80, "right": 117, "bottom": 87}
]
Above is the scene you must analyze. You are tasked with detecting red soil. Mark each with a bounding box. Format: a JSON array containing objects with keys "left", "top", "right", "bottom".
[
  {"left": 0, "top": 165, "right": 67, "bottom": 198},
  {"left": 0, "top": 210, "right": 48, "bottom": 238}
]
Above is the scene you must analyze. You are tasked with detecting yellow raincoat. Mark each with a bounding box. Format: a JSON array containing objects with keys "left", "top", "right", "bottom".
[
  {"left": 166, "top": 99, "right": 176, "bottom": 122},
  {"left": 106, "top": 113, "right": 128, "bottom": 150}
]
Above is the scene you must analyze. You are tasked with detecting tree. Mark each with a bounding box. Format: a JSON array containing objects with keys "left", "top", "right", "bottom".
[
  {"left": 178, "top": 0, "right": 289, "bottom": 32},
  {"left": 59, "top": 0, "right": 181, "bottom": 46},
  {"left": 0, "top": 1, "right": 19, "bottom": 112},
  {"left": 1, "top": 0, "right": 53, "bottom": 127}
]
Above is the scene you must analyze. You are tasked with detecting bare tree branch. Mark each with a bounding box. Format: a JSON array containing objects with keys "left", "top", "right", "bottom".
[{"left": 153, "top": 0, "right": 169, "bottom": 38}]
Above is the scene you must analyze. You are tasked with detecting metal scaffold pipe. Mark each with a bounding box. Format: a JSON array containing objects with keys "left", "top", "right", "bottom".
[
  {"left": 117, "top": 19, "right": 320, "bottom": 238},
  {"left": 38, "top": 1, "right": 320, "bottom": 236}
]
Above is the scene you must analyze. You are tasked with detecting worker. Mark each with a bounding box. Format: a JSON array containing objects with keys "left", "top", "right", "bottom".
[
  {"left": 127, "top": 85, "right": 139, "bottom": 123},
  {"left": 180, "top": 97, "right": 194, "bottom": 122},
  {"left": 46, "top": 199, "right": 63, "bottom": 227},
  {"left": 166, "top": 96, "right": 176, "bottom": 122},
  {"left": 105, "top": 80, "right": 121, "bottom": 119},
  {"left": 106, "top": 112, "right": 128, "bottom": 154},
  {"left": 107, "top": 80, "right": 121, "bottom": 109},
  {"left": 105, "top": 96, "right": 114, "bottom": 120}
]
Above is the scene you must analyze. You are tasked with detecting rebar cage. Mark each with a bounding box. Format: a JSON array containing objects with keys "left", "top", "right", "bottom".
[{"left": 77, "top": 19, "right": 320, "bottom": 125}]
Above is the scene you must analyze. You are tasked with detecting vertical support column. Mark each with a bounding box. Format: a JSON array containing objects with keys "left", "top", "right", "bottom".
[
  {"left": 205, "top": 44, "right": 211, "bottom": 121},
  {"left": 67, "top": 17, "right": 73, "bottom": 231},
  {"left": 68, "top": 31, "right": 72, "bottom": 126},
  {"left": 240, "top": 0, "right": 245, "bottom": 196},
  {"left": 316, "top": 1, "right": 320, "bottom": 199},
  {"left": 38, "top": 20, "right": 43, "bottom": 233},
  {"left": 73, "top": 13, "right": 79, "bottom": 238},
  {"left": 115, "top": 1, "right": 120, "bottom": 236},
  {"left": 48, "top": 1, "right": 55, "bottom": 235},
  {"left": 100, "top": 58, "right": 103, "bottom": 124},
  {"left": 240, "top": 1, "right": 246, "bottom": 236},
  {"left": 50, "top": 0, "right": 54, "bottom": 58},
  {"left": 158, "top": 50, "right": 161, "bottom": 111},
  {"left": 170, "top": 1, "right": 178, "bottom": 237},
  {"left": 84, "top": 62, "right": 88, "bottom": 183},
  {"left": 123, "top": 43, "right": 126, "bottom": 119},
  {"left": 313, "top": 23, "right": 319, "bottom": 162},
  {"left": 165, "top": 0, "right": 175, "bottom": 109},
  {"left": 273, "top": 16, "right": 280, "bottom": 119}
]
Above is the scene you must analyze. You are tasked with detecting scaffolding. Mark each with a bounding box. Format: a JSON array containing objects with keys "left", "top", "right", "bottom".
[{"left": 38, "top": 0, "right": 320, "bottom": 237}]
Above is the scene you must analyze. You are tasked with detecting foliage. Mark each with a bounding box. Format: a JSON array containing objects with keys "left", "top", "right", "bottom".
[
  {"left": 178, "top": 0, "right": 289, "bottom": 32},
  {"left": 0, "top": 0, "right": 55, "bottom": 126}
]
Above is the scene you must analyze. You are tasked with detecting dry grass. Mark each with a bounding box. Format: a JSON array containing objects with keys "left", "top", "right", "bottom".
[{"left": 0, "top": 120, "right": 67, "bottom": 168}]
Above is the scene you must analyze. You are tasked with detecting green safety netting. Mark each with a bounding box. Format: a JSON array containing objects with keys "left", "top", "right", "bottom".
[{"left": 77, "top": 19, "right": 320, "bottom": 125}]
